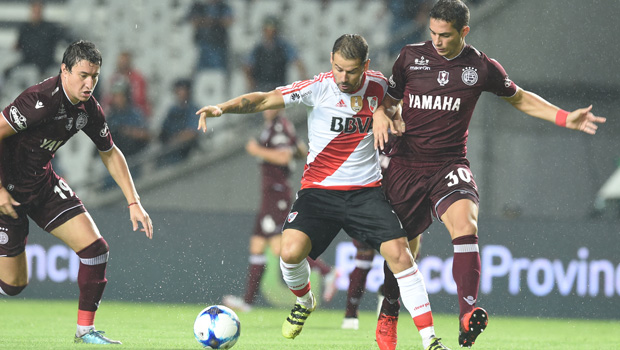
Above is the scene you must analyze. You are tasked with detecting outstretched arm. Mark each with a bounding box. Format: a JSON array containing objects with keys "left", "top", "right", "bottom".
[
  {"left": 503, "top": 88, "right": 606, "bottom": 135},
  {"left": 195, "top": 90, "right": 285, "bottom": 133},
  {"left": 99, "top": 145, "right": 153, "bottom": 239}
]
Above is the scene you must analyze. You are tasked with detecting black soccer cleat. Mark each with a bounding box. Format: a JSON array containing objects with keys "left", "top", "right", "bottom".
[{"left": 458, "top": 307, "right": 488, "bottom": 348}]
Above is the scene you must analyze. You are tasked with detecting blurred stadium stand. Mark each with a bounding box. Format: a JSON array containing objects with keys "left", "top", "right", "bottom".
[{"left": 0, "top": 0, "right": 617, "bottom": 221}]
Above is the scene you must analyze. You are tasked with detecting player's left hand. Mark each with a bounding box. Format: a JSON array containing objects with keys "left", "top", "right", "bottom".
[
  {"left": 567, "top": 105, "right": 606, "bottom": 135},
  {"left": 129, "top": 202, "right": 153, "bottom": 239},
  {"left": 196, "top": 105, "right": 223, "bottom": 133}
]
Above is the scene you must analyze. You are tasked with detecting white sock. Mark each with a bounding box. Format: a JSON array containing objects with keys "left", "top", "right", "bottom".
[
  {"left": 420, "top": 327, "right": 437, "bottom": 348},
  {"left": 76, "top": 325, "right": 95, "bottom": 337},
  {"left": 394, "top": 264, "right": 435, "bottom": 348},
  {"left": 280, "top": 258, "right": 312, "bottom": 307},
  {"left": 297, "top": 290, "right": 314, "bottom": 309}
]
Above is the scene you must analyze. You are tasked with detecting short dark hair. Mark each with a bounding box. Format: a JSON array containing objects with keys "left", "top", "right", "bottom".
[
  {"left": 430, "top": 0, "right": 470, "bottom": 33},
  {"left": 173, "top": 78, "right": 192, "bottom": 91},
  {"left": 61, "top": 40, "right": 102, "bottom": 72},
  {"left": 332, "top": 34, "right": 369, "bottom": 63}
]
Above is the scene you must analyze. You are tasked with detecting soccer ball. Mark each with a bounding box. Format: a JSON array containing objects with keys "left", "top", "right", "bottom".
[{"left": 193, "top": 305, "right": 241, "bottom": 349}]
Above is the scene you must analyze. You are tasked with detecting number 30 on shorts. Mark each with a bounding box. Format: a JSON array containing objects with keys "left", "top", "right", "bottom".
[
  {"left": 444, "top": 168, "right": 472, "bottom": 187},
  {"left": 53, "top": 179, "right": 75, "bottom": 199}
]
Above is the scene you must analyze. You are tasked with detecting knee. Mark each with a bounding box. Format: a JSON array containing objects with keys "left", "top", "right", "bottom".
[
  {"left": 279, "top": 245, "right": 303, "bottom": 264},
  {"left": 380, "top": 241, "right": 414, "bottom": 273},
  {"left": 77, "top": 237, "right": 109, "bottom": 262},
  {"left": 451, "top": 220, "right": 478, "bottom": 238},
  {"left": 0, "top": 279, "right": 27, "bottom": 296}
]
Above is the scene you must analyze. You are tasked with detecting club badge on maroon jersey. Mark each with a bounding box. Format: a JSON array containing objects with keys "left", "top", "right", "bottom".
[
  {"left": 437, "top": 71, "right": 450, "bottom": 86},
  {"left": 9, "top": 106, "right": 27, "bottom": 130},
  {"left": 0, "top": 230, "right": 8, "bottom": 245},
  {"left": 461, "top": 67, "right": 478, "bottom": 86},
  {"left": 76, "top": 112, "right": 88, "bottom": 130},
  {"left": 367, "top": 96, "right": 378, "bottom": 113},
  {"left": 350, "top": 96, "right": 363, "bottom": 113}
]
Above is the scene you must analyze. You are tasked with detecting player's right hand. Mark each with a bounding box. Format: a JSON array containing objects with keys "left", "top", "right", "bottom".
[
  {"left": 195, "top": 105, "right": 223, "bottom": 133},
  {"left": 0, "top": 187, "right": 20, "bottom": 219}
]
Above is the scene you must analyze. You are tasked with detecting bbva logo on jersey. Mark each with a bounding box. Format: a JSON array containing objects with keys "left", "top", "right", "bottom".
[{"left": 330, "top": 116, "right": 372, "bottom": 134}]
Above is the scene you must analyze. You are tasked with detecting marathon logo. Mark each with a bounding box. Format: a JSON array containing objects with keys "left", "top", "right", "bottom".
[{"left": 9, "top": 106, "right": 27, "bottom": 130}]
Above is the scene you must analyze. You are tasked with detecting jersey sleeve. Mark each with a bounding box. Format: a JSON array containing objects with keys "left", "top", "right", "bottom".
[
  {"left": 386, "top": 48, "right": 408, "bottom": 101},
  {"left": 485, "top": 56, "right": 518, "bottom": 97},
  {"left": 279, "top": 76, "right": 320, "bottom": 108},
  {"left": 81, "top": 100, "right": 114, "bottom": 152},
  {"left": 1, "top": 91, "right": 48, "bottom": 133}
]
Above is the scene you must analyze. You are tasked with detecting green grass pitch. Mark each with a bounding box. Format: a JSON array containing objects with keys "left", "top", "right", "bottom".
[{"left": 1, "top": 299, "right": 619, "bottom": 349}]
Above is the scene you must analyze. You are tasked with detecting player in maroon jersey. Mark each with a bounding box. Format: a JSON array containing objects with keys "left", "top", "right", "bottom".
[
  {"left": 0, "top": 40, "right": 153, "bottom": 345},
  {"left": 371, "top": 1, "right": 606, "bottom": 349},
  {"left": 222, "top": 108, "right": 338, "bottom": 312}
]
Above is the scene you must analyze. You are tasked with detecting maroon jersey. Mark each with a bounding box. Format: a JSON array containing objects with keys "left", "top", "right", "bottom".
[
  {"left": 258, "top": 114, "right": 299, "bottom": 189},
  {"left": 386, "top": 41, "right": 518, "bottom": 163},
  {"left": 0, "top": 75, "right": 113, "bottom": 201}
]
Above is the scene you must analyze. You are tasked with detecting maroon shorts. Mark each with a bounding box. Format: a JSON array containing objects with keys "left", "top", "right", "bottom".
[
  {"left": 383, "top": 157, "right": 479, "bottom": 240},
  {"left": 252, "top": 183, "right": 292, "bottom": 238},
  {"left": 0, "top": 172, "right": 85, "bottom": 257}
]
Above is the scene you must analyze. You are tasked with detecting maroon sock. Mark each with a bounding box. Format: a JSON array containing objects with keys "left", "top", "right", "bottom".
[
  {"left": 307, "top": 257, "right": 331, "bottom": 276},
  {"left": 344, "top": 265, "right": 371, "bottom": 318},
  {"left": 77, "top": 238, "right": 109, "bottom": 312},
  {"left": 243, "top": 262, "right": 265, "bottom": 305},
  {"left": 380, "top": 260, "right": 400, "bottom": 316},
  {"left": 452, "top": 235, "right": 481, "bottom": 320}
]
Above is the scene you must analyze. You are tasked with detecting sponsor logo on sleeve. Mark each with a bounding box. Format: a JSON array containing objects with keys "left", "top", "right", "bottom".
[
  {"left": 9, "top": 106, "right": 27, "bottom": 130},
  {"left": 287, "top": 211, "right": 298, "bottom": 223},
  {"left": 388, "top": 75, "right": 396, "bottom": 89},
  {"left": 99, "top": 123, "right": 109, "bottom": 137}
]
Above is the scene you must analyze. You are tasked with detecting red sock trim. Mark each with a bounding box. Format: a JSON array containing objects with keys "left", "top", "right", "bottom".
[
  {"left": 290, "top": 282, "right": 311, "bottom": 297},
  {"left": 413, "top": 310, "right": 434, "bottom": 331},
  {"left": 77, "top": 310, "right": 96, "bottom": 326}
]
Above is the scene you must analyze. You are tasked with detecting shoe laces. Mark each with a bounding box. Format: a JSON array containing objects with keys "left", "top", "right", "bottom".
[{"left": 427, "top": 337, "right": 447, "bottom": 350}]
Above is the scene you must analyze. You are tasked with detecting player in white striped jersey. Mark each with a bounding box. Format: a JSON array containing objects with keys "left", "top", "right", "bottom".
[{"left": 196, "top": 34, "right": 449, "bottom": 350}]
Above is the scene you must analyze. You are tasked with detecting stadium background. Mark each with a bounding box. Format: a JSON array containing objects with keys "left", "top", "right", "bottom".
[{"left": 0, "top": 0, "right": 618, "bottom": 320}]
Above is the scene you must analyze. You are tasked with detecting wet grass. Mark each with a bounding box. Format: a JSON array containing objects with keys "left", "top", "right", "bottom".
[{"left": 1, "top": 299, "right": 618, "bottom": 349}]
